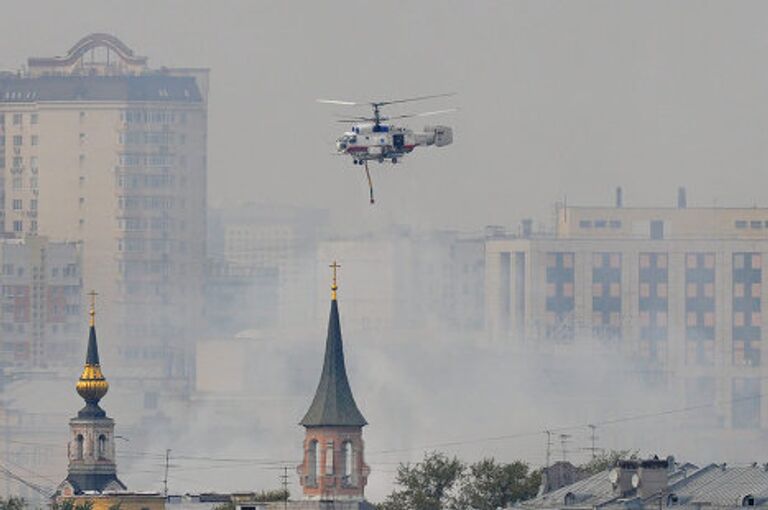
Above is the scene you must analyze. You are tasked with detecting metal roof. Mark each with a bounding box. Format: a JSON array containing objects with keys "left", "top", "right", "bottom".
[
  {"left": 299, "top": 299, "right": 367, "bottom": 428},
  {"left": 0, "top": 74, "right": 202, "bottom": 103}
]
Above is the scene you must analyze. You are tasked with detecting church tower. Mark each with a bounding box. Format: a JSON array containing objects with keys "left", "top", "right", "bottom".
[
  {"left": 58, "top": 292, "right": 126, "bottom": 496},
  {"left": 297, "top": 262, "right": 369, "bottom": 501}
]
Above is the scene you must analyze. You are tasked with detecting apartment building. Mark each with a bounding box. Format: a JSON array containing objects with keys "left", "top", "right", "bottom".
[
  {"left": 486, "top": 189, "right": 768, "bottom": 428},
  {"left": 0, "top": 34, "right": 208, "bottom": 383},
  {"left": 0, "top": 236, "right": 82, "bottom": 367}
]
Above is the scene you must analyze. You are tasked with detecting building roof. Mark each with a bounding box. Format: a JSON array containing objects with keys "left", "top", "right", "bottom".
[
  {"left": 300, "top": 298, "right": 367, "bottom": 428},
  {"left": 522, "top": 468, "right": 618, "bottom": 509},
  {"left": 0, "top": 74, "right": 202, "bottom": 103},
  {"left": 661, "top": 464, "right": 768, "bottom": 507},
  {"left": 519, "top": 462, "right": 768, "bottom": 510},
  {"left": 63, "top": 473, "right": 126, "bottom": 495},
  {"left": 75, "top": 309, "right": 110, "bottom": 419}
]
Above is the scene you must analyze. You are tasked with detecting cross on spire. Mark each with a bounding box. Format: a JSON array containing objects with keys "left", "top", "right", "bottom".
[
  {"left": 329, "top": 261, "right": 340, "bottom": 300},
  {"left": 88, "top": 290, "right": 98, "bottom": 327}
]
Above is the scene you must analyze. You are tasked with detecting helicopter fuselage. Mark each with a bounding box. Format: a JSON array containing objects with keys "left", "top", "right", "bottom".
[{"left": 336, "top": 123, "right": 452, "bottom": 163}]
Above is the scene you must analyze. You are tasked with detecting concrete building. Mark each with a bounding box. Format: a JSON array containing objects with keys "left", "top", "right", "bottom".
[
  {"left": 486, "top": 189, "right": 768, "bottom": 428},
  {"left": 0, "top": 34, "right": 208, "bottom": 385},
  {"left": 0, "top": 236, "right": 82, "bottom": 368},
  {"left": 316, "top": 227, "right": 486, "bottom": 334},
  {"left": 208, "top": 204, "right": 327, "bottom": 329}
]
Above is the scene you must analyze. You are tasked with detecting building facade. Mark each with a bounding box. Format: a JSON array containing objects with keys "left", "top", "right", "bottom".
[
  {"left": 486, "top": 190, "right": 768, "bottom": 429},
  {"left": 0, "top": 236, "right": 82, "bottom": 368},
  {"left": 0, "top": 34, "right": 208, "bottom": 384}
]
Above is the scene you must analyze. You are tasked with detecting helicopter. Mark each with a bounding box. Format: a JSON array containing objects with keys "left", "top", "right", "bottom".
[{"left": 318, "top": 94, "right": 455, "bottom": 203}]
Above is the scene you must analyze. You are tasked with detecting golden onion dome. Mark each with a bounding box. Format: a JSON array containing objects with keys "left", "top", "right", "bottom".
[
  {"left": 76, "top": 363, "right": 109, "bottom": 403},
  {"left": 76, "top": 291, "right": 109, "bottom": 406}
]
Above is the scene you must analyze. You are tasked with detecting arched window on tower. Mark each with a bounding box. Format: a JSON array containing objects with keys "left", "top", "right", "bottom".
[
  {"left": 75, "top": 434, "right": 84, "bottom": 460},
  {"left": 307, "top": 440, "right": 319, "bottom": 486},
  {"left": 325, "top": 442, "right": 334, "bottom": 475},
  {"left": 343, "top": 441, "right": 355, "bottom": 486},
  {"left": 98, "top": 434, "right": 107, "bottom": 459}
]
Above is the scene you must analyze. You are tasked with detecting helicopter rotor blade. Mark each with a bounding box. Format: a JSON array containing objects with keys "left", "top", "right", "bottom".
[
  {"left": 372, "top": 93, "right": 455, "bottom": 107},
  {"left": 336, "top": 118, "right": 375, "bottom": 123},
  {"left": 383, "top": 108, "right": 458, "bottom": 121},
  {"left": 317, "top": 99, "right": 360, "bottom": 106}
]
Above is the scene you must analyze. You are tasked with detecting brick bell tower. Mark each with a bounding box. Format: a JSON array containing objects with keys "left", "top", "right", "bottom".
[{"left": 297, "top": 262, "right": 369, "bottom": 501}]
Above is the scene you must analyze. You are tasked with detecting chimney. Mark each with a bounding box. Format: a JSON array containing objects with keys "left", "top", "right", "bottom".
[
  {"left": 521, "top": 219, "right": 532, "bottom": 238},
  {"left": 616, "top": 187, "right": 623, "bottom": 208},
  {"left": 677, "top": 187, "right": 687, "bottom": 208},
  {"left": 634, "top": 458, "right": 670, "bottom": 499},
  {"left": 610, "top": 460, "right": 638, "bottom": 497}
]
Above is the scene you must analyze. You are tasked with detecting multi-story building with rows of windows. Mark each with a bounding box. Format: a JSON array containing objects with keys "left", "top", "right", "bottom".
[
  {"left": 486, "top": 189, "right": 768, "bottom": 429},
  {"left": 0, "top": 34, "right": 208, "bottom": 394},
  {"left": 0, "top": 236, "right": 82, "bottom": 368}
]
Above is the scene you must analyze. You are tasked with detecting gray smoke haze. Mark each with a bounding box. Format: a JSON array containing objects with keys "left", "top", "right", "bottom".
[
  {"left": 3, "top": 1, "right": 768, "bottom": 228},
  {"left": 4, "top": 0, "right": 768, "bottom": 505}
]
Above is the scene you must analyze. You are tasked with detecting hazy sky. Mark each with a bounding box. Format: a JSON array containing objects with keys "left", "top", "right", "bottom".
[{"left": 3, "top": 1, "right": 768, "bottom": 231}]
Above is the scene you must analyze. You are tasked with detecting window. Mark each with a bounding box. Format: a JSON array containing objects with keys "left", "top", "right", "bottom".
[
  {"left": 343, "top": 441, "right": 354, "bottom": 486},
  {"left": 609, "top": 220, "right": 622, "bottom": 229},
  {"left": 12, "top": 177, "right": 21, "bottom": 189},
  {"left": 751, "top": 221, "right": 763, "bottom": 229},
  {"left": 595, "top": 219, "right": 607, "bottom": 228},
  {"left": 0, "top": 156, "right": 4, "bottom": 169},
  {"left": 12, "top": 156, "right": 22, "bottom": 169},
  {"left": 12, "top": 199, "right": 21, "bottom": 211},
  {"left": 30, "top": 113, "right": 38, "bottom": 125},
  {"left": 0, "top": 135, "right": 5, "bottom": 146},
  {"left": 13, "top": 135, "right": 22, "bottom": 146},
  {"left": 30, "top": 156, "right": 37, "bottom": 169},
  {"left": 307, "top": 439, "right": 319, "bottom": 486},
  {"left": 736, "top": 220, "right": 748, "bottom": 229},
  {"left": 98, "top": 434, "right": 107, "bottom": 459},
  {"left": 12, "top": 113, "right": 21, "bottom": 125},
  {"left": 75, "top": 434, "right": 84, "bottom": 460},
  {"left": 579, "top": 220, "right": 592, "bottom": 228},
  {"left": 651, "top": 220, "right": 664, "bottom": 240},
  {"left": 325, "top": 442, "right": 334, "bottom": 475},
  {"left": 31, "top": 135, "right": 38, "bottom": 146},
  {"left": 12, "top": 221, "right": 22, "bottom": 232}
]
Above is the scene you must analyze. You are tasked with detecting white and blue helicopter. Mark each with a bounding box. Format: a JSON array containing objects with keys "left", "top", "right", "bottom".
[{"left": 318, "top": 94, "right": 455, "bottom": 203}]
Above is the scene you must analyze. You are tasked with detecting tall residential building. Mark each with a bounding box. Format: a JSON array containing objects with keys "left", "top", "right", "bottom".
[
  {"left": 486, "top": 188, "right": 768, "bottom": 429},
  {"left": 0, "top": 34, "right": 208, "bottom": 383},
  {"left": 0, "top": 236, "right": 82, "bottom": 368}
]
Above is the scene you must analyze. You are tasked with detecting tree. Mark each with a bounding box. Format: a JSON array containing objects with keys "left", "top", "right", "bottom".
[
  {"left": 580, "top": 449, "right": 639, "bottom": 475},
  {"left": 379, "top": 452, "right": 465, "bottom": 510},
  {"left": 456, "top": 459, "right": 541, "bottom": 510},
  {"left": 0, "top": 497, "right": 26, "bottom": 510},
  {"left": 51, "top": 500, "right": 94, "bottom": 510}
]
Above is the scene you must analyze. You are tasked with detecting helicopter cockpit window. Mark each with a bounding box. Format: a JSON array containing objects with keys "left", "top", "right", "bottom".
[{"left": 349, "top": 136, "right": 357, "bottom": 143}]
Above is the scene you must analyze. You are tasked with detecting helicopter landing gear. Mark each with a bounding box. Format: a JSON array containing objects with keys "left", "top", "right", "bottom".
[{"left": 391, "top": 157, "right": 398, "bottom": 164}]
